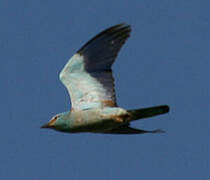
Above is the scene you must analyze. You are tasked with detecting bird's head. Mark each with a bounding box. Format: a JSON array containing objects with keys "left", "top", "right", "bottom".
[{"left": 41, "top": 112, "right": 69, "bottom": 131}]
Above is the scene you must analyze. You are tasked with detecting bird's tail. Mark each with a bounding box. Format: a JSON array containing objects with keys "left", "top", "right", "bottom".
[{"left": 127, "top": 105, "right": 169, "bottom": 121}]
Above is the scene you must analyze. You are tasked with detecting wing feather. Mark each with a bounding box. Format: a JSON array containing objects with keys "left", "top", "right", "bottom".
[{"left": 59, "top": 24, "right": 131, "bottom": 111}]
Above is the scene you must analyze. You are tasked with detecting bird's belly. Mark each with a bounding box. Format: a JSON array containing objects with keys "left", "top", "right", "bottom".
[{"left": 69, "top": 108, "right": 128, "bottom": 133}]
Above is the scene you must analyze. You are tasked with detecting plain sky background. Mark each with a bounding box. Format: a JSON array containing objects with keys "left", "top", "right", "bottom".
[{"left": 1, "top": 0, "right": 210, "bottom": 179}]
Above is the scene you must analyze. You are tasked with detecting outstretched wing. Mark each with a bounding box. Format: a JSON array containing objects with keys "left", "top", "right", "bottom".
[{"left": 59, "top": 24, "right": 131, "bottom": 111}]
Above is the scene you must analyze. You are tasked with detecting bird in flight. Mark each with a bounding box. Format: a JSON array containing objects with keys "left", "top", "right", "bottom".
[{"left": 41, "top": 24, "right": 169, "bottom": 134}]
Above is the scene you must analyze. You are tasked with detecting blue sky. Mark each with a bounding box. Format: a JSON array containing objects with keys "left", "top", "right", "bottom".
[{"left": 1, "top": 0, "right": 210, "bottom": 179}]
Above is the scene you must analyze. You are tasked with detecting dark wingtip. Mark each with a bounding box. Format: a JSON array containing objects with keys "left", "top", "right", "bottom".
[
  {"left": 77, "top": 23, "right": 131, "bottom": 55},
  {"left": 151, "top": 129, "right": 166, "bottom": 133}
]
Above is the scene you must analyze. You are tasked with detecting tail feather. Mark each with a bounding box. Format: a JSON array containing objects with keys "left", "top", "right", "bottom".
[{"left": 128, "top": 105, "right": 169, "bottom": 121}]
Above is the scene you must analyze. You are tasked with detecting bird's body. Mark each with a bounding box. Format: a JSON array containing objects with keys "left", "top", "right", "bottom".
[
  {"left": 41, "top": 24, "right": 170, "bottom": 134},
  {"left": 51, "top": 107, "right": 128, "bottom": 133}
]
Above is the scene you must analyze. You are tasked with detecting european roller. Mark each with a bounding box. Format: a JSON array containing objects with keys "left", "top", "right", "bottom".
[{"left": 41, "top": 24, "right": 170, "bottom": 134}]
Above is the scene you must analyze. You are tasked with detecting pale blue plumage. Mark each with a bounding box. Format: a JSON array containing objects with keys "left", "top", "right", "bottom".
[
  {"left": 41, "top": 24, "right": 170, "bottom": 134},
  {"left": 59, "top": 54, "right": 111, "bottom": 111}
]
